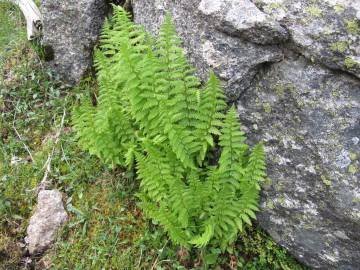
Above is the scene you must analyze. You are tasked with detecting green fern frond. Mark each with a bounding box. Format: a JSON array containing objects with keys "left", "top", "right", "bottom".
[
  {"left": 155, "top": 15, "right": 202, "bottom": 167},
  {"left": 189, "top": 223, "right": 214, "bottom": 248},
  {"left": 218, "top": 106, "right": 248, "bottom": 191},
  {"left": 135, "top": 150, "right": 168, "bottom": 202},
  {"left": 246, "top": 143, "right": 266, "bottom": 187},
  {"left": 73, "top": 6, "right": 266, "bottom": 251},
  {"left": 197, "top": 71, "right": 226, "bottom": 163}
]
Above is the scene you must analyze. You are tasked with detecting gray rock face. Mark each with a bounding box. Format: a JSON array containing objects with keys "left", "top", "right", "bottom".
[
  {"left": 238, "top": 55, "right": 360, "bottom": 269},
  {"left": 132, "top": 0, "right": 360, "bottom": 269},
  {"left": 41, "top": 0, "right": 109, "bottom": 86},
  {"left": 25, "top": 190, "right": 68, "bottom": 254}
]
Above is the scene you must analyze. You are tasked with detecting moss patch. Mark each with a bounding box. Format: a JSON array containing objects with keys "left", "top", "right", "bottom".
[
  {"left": 344, "top": 57, "right": 358, "bottom": 69},
  {"left": 306, "top": 5, "right": 322, "bottom": 17},
  {"left": 345, "top": 19, "right": 359, "bottom": 35},
  {"left": 348, "top": 164, "right": 358, "bottom": 174},
  {"left": 329, "top": 41, "right": 348, "bottom": 53},
  {"left": 321, "top": 175, "right": 332, "bottom": 186},
  {"left": 334, "top": 4, "right": 345, "bottom": 13},
  {"left": 263, "top": 102, "right": 272, "bottom": 114}
]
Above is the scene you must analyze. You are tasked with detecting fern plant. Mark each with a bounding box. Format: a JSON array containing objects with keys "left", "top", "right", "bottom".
[{"left": 73, "top": 6, "right": 266, "bottom": 250}]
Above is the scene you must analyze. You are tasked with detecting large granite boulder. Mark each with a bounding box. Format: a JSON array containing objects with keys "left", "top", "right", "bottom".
[
  {"left": 41, "top": 0, "right": 109, "bottom": 86},
  {"left": 238, "top": 55, "right": 360, "bottom": 269},
  {"left": 132, "top": 0, "right": 360, "bottom": 269}
]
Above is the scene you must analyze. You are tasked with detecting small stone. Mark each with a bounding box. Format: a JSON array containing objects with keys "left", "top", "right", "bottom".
[{"left": 25, "top": 190, "right": 68, "bottom": 254}]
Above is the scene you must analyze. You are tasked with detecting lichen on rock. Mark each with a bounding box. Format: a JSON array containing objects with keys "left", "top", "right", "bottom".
[
  {"left": 238, "top": 56, "right": 360, "bottom": 269},
  {"left": 254, "top": 0, "right": 360, "bottom": 78}
]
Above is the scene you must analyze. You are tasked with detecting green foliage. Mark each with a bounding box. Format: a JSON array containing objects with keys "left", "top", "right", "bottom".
[
  {"left": 0, "top": 2, "right": 26, "bottom": 68},
  {"left": 236, "top": 227, "right": 309, "bottom": 270},
  {"left": 0, "top": 42, "right": 66, "bottom": 230},
  {"left": 0, "top": 7, "right": 306, "bottom": 268},
  {"left": 49, "top": 175, "right": 146, "bottom": 270},
  {"left": 73, "top": 6, "right": 266, "bottom": 251},
  {"left": 345, "top": 19, "right": 359, "bottom": 35},
  {"left": 329, "top": 41, "right": 348, "bottom": 53}
]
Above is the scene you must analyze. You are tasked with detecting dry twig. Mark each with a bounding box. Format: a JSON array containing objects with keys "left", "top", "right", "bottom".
[
  {"left": 12, "top": 103, "right": 34, "bottom": 162},
  {"left": 39, "top": 109, "right": 66, "bottom": 190},
  {"left": 9, "top": 0, "right": 42, "bottom": 40}
]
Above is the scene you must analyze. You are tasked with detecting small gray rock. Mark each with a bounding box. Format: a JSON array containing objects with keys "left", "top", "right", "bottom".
[
  {"left": 40, "top": 0, "right": 109, "bottom": 86},
  {"left": 25, "top": 190, "right": 68, "bottom": 254}
]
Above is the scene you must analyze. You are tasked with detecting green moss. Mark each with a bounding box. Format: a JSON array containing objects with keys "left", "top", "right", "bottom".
[
  {"left": 329, "top": 41, "right": 348, "bottom": 53},
  {"left": 274, "top": 83, "right": 285, "bottom": 96},
  {"left": 334, "top": 4, "right": 345, "bottom": 13},
  {"left": 278, "top": 196, "right": 286, "bottom": 205},
  {"left": 345, "top": 19, "right": 359, "bottom": 35},
  {"left": 263, "top": 177, "right": 273, "bottom": 187},
  {"left": 321, "top": 175, "right": 332, "bottom": 186},
  {"left": 349, "top": 152, "right": 358, "bottom": 161},
  {"left": 321, "top": 27, "right": 334, "bottom": 36},
  {"left": 0, "top": 235, "right": 23, "bottom": 270},
  {"left": 273, "top": 83, "right": 296, "bottom": 97},
  {"left": 237, "top": 227, "right": 309, "bottom": 270},
  {"left": 50, "top": 176, "right": 147, "bottom": 270},
  {"left": 296, "top": 100, "right": 305, "bottom": 108},
  {"left": 302, "top": 223, "right": 315, "bottom": 230},
  {"left": 344, "top": 57, "right": 358, "bottom": 69},
  {"left": 267, "top": 2, "right": 282, "bottom": 11},
  {"left": 263, "top": 102, "right": 272, "bottom": 113},
  {"left": 352, "top": 198, "right": 360, "bottom": 203},
  {"left": 306, "top": 5, "right": 322, "bottom": 17},
  {"left": 348, "top": 164, "right": 358, "bottom": 174},
  {"left": 331, "top": 89, "right": 340, "bottom": 97},
  {"left": 267, "top": 200, "right": 275, "bottom": 210},
  {"left": 275, "top": 182, "right": 284, "bottom": 192}
]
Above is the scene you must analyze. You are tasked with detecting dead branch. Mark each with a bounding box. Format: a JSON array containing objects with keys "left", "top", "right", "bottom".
[
  {"left": 12, "top": 102, "right": 35, "bottom": 163},
  {"left": 12, "top": 125, "right": 34, "bottom": 162}
]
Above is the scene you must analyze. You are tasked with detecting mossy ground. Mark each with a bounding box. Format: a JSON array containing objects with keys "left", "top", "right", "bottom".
[{"left": 0, "top": 5, "right": 308, "bottom": 270}]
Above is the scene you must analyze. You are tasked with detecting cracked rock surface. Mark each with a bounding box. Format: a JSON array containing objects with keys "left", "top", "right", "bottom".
[
  {"left": 132, "top": 0, "right": 360, "bottom": 269},
  {"left": 25, "top": 190, "right": 68, "bottom": 254}
]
